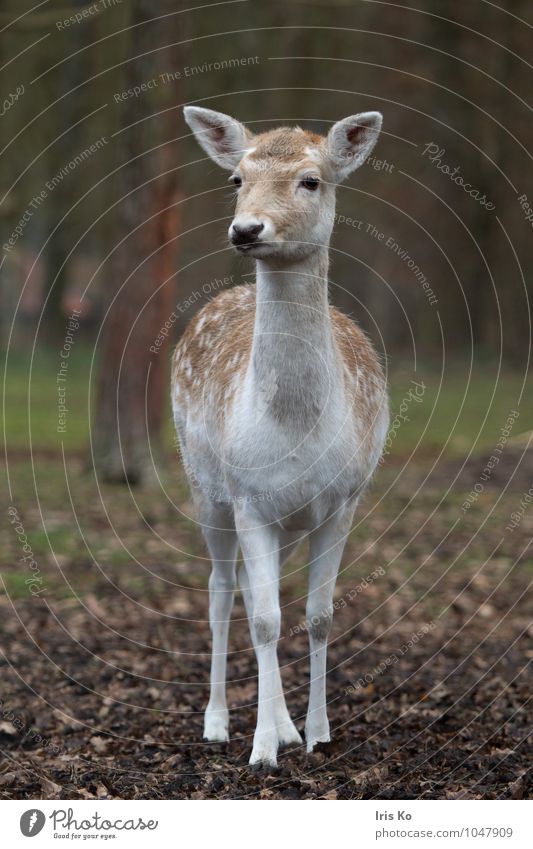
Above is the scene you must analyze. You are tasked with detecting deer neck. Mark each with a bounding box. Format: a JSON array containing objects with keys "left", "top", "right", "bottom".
[{"left": 250, "top": 247, "right": 340, "bottom": 425}]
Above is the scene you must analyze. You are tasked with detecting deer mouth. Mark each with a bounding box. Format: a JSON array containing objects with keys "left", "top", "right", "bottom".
[{"left": 234, "top": 241, "right": 270, "bottom": 254}]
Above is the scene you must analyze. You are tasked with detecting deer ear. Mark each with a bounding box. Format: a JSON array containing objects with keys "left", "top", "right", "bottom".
[
  {"left": 183, "top": 106, "right": 252, "bottom": 170},
  {"left": 327, "top": 112, "right": 383, "bottom": 181}
]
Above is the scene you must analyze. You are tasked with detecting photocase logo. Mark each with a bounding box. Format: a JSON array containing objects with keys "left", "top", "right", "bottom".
[{"left": 20, "top": 809, "right": 46, "bottom": 837}]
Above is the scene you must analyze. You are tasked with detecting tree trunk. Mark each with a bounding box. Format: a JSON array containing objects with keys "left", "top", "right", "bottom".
[{"left": 92, "top": 0, "right": 181, "bottom": 484}]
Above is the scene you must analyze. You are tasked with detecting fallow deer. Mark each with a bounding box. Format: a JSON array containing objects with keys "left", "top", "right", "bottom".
[{"left": 172, "top": 106, "right": 389, "bottom": 767}]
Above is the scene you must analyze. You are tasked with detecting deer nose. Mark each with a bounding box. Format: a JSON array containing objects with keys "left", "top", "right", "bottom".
[{"left": 231, "top": 221, "right": 264, "bottom": 245}]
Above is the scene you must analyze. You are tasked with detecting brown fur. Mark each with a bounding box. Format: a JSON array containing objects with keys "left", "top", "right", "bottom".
[{"left": 247, "top": 127, "right": 324, "bottom": 162}]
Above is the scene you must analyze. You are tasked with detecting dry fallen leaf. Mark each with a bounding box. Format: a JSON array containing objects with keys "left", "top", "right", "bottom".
[
  {"left": 40, "top": 777, "right": 62, "bottom": 799},
  {"left": 259, "top": 788, "right": 274, "bottom": 798},
  {"left": 77, "top": 788, "right": 96, "bottom": 799},
  {"left": 321, "top": 789, "right": 338, "bottom": 800},
  {"left": 90, "top": 735, "right": 109, "bottom": 753}
]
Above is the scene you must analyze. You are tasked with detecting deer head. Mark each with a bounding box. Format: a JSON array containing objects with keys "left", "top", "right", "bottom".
[{"left": 184, "top": 106, "right": 382, "bottom": 263}]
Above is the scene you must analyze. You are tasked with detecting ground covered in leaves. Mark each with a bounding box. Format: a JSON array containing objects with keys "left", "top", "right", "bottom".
[{"left": 0, "top": 443, "right": 531, "bottom": 800}]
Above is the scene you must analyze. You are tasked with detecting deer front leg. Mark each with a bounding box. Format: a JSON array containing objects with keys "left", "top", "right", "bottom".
[
  {"left": 202, "top": 525, "right": 238, "bottom": 743},
  {"left": 305, "top": 501, "right": 357, "bottom": 751},
  {"left": 239, "top": 562, "right": 301, "bottom": 747},
  {"left": 236, "top": 516, "right": 283, "bottom": 768}
]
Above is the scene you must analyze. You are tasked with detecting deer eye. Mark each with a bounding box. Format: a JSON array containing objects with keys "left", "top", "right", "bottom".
[
  {"left": 300, "top": 175, "right": 320, "bottom": 191},
  {"left": 230, "top": 174, "right": 242, "bottom": 187}
]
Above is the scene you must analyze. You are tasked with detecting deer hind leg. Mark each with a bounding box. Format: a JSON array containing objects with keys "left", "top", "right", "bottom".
[
  {"left": 305, "top": 500, "right": 358, "bottom": 752},
  {"left": 202, "top": 521, "right": 238, "bottom": 743},
  {"left": 238, "top": 532, "right": 303, "bottom": 750}
]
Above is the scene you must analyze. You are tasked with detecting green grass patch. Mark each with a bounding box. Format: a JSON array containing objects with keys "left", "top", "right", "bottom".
[
  {"left": 0, "top": 569, "right": 75, "bottom": 600},
  {"left": 2, "top": 346, "right": 532, "bottom": 457},
  {"left": 26, "top": 526, "right": 72, "bottom": 556},
  {"left": 388, "top": 359, "right": 532, "bottom": 456},
  {"left": 2, "top": 347, "right": 93, "bottom": 451},
  {"left": 0, "top": 571, "right": 33, "bottom": 599}
]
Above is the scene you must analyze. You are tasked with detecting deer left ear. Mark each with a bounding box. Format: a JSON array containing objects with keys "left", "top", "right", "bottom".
[
  {"left": 327, "top": 112, "right": 383, "bottom": 181},
  {"left": 183, "top": 106, "right": 252, "bottom": 170}
]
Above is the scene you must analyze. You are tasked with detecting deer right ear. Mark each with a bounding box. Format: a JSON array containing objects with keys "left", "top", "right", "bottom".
[
  {"left": 183, "top": 106, "right": 252, "bottom": 170},
  {"left": 327, "top": 112, "right": 383, "bottom": 181}
]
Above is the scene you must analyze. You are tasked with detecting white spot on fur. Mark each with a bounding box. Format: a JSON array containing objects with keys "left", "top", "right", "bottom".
[{"left": 304, "top": 146, "right": 322, "bottom": 164}]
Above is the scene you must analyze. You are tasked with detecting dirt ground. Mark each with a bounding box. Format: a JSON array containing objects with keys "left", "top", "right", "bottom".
[{"left": 0, "top": 445, "right": 531, "bottom": 799}]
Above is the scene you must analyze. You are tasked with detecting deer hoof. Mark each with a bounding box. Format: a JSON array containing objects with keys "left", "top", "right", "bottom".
[{"left": 203, "top": 710, "right": 229, "bottom": 742}]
